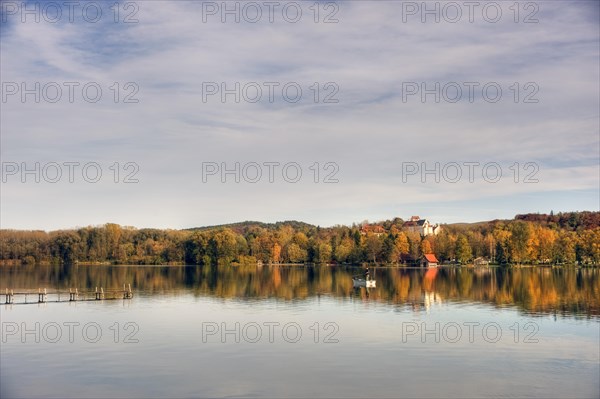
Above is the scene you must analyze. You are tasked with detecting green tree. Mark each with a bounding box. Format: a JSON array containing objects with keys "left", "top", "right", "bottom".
[
  {"left": 334, "top": 238, "right": 354, "bottom": 263},
  {"left": 364, "top": 234, "right": 383, "bottom": 263},
  {"left": 455, "top": 235, "right": 472, "bottom": 264},
  {"left": 285, "top": 243, "right": 307, "bottom": 263},
  {"left": 211, "top": 229, "right": 238, "bottom": 264},
  {"left": 495, "top": 242, "right": 508, "bottom": 265},
  {"left": 553, "top": 231, "right": 576, "bottom": 264},
  {"left": 406, "top": 231, "right": 421, "bottom": 260},
  {"left": 509, "top": 221, "right": 533, "bottom": 264},
  {"left": 317, "top": 242, "right": 332, "bottom": 263},
  {"left": 434, "top": 231, "right": 454, "bottom": 262},
  {"left": 382, "top": 234, "right": 397, "bottom": 263},
  {"left": 51, "top": 231, "right": 81, "bottom": 264}
]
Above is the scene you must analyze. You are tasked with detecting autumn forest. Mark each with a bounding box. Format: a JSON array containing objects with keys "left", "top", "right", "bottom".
[{"left": 1, "top": 212, "right": 599, "bottom": 267}]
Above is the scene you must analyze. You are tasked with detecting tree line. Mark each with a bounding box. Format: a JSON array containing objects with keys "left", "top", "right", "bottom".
[{"left": 0, "top": 211, "right": 598, "bottom": 266}]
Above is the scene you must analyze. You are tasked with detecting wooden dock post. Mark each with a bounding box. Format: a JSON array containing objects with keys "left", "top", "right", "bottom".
[
  {"left": 94, "top": 287, "right": 105, "bottom": 300},
  {"left": 38, "top": 288, "right": 47, "bottom": 303},
  {"left": 123, "top": 284, "right": 133, "bottom": 299}
]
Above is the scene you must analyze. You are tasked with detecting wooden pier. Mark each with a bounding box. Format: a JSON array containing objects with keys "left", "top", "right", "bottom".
[{"left": 2, "top": 284, "right": 133, "bottom": 305}]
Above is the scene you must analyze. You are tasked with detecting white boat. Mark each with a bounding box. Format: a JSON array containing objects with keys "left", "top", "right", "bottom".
[{"left": 353, "top": 278, "right": 376, "bottom": 288}]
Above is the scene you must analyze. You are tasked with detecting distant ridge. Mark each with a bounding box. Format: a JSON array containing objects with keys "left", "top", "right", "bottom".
[
  {"left": 181, "top": 211, "right": 600, "bottom": 234},
  {"left": 444, "top": 211, "right": 600, "bottom": 231},
  {"left": 185, "top": 220, "right": 317, "bottom": 233}
]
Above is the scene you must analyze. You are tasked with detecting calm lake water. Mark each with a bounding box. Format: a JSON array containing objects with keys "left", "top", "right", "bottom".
[{"left": 1, "top": 265, "right": 599, "bottom": 398}]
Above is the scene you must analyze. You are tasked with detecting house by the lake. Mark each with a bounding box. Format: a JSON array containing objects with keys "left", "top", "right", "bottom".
[
  {"left": 473, "top": 257, "right": 489, "bottom": 266},
  {"left": 421, "top": 253, "right": 439, "bottom": 268}
]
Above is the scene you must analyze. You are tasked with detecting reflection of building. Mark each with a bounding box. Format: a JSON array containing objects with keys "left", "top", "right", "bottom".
[
  {"left": 423, "top": 291, "right": 443, "bottom": 312},
  {"left": 473, "top": 267, "right": 492, "bottom": 277},
  {"left": 421, "top": 253, "right": 439, "bottom": 268},
  {"left": 403, "top": 216, "right": 441, "bottom": 236}
]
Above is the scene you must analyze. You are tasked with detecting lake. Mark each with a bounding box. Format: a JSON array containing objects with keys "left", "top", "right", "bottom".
[{"left": 1, "top": 264, "right": 599, "bottom": 398}]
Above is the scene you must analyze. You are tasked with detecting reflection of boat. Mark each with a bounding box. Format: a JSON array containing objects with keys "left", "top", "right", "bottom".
[
  {"left": 353, "top": 267, "right": 376, "bottom": 288},
  {"left": 353, "top": 278, "right": 376, "bottom": 288}
]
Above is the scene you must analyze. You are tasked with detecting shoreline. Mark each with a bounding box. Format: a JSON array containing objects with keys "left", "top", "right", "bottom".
[{"left": 1, "top": 261, "right": 598, "bottom": 268}]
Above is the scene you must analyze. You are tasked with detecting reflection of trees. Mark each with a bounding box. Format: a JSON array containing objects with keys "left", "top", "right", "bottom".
[{"left": 1, "top": 265, "right": 598, "bottom": 318}]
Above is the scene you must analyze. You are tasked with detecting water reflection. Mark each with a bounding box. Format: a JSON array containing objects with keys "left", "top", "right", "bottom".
[{"left": 1, "top": 264, "right": 599, "bottom": 318}]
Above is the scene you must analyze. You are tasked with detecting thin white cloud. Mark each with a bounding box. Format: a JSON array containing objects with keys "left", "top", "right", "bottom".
[{"left": 1, "top": 1, "right": 598, "bottom": 230}]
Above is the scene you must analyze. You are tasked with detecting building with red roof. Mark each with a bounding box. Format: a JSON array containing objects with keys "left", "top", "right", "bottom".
[{"left": 421, "top": 253, "right": 439, "bottom": 268}]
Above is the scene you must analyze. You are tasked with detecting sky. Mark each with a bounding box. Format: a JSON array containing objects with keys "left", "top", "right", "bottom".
[{"left": 0, "top": 0, "right": 599, "bottom": 231}]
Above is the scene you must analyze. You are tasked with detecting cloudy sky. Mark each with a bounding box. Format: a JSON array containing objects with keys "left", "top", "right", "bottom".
[{"left": 1, "top": 0, "right": 598, "bottom": 230}]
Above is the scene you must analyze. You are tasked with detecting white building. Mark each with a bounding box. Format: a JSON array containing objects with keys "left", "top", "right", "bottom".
[{"left": 403, "top": 216, "right": 441, "bottom": 237}]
